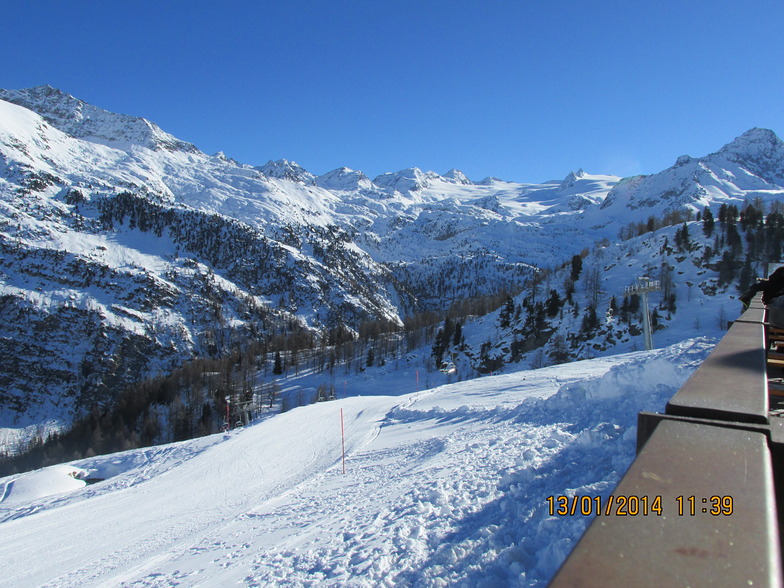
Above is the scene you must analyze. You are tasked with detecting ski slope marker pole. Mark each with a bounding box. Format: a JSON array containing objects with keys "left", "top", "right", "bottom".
[{"left": 340, "top": 407, "right": 346, "bottom": 474}]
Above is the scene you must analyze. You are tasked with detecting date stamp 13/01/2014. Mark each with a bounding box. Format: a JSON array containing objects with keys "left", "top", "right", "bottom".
[{"left": 546, "top": 495, "right": 734, "bottom": 517}]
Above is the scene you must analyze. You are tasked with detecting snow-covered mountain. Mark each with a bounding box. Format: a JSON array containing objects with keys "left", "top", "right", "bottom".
[
  {"left": 0, "top": 85, "right": 199, "bottom": 153},
  {"left": 1, "top": 84, "right": 783, "bottom": 441},
  {"left": 589, "top": 127, "right": 784, "bottom": 227}
]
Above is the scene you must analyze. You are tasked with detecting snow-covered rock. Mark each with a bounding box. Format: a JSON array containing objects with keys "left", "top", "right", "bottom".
[
  {"left": 442, "top": 168, "right": 473, "bottom": 185},
  {"left": 0, "top": 84, "right": 782, "bottom": 441},
  {"left": 595, "top": 128, "right": 784, "bottom": 225},
  {"left": 316, "top": 166, "right": 375, "bottom": 192},
  {"left": 257, "top": 158, "right": 316, "bottom": 185},
  {"left": 0, "top": 85, "right": 198, "bottom": 153},
  {"left": 373, "top": 167, "right": 441, "bottom": 193}
]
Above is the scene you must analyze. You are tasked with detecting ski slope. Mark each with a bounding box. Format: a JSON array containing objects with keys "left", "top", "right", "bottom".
[{"left": 0, "top": 338, "right": 713, "bottom": 587}]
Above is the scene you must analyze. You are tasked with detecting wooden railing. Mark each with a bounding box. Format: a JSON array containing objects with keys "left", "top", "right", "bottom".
[{"left": 550, "top": 293, "right": 784, "bottom": 587}]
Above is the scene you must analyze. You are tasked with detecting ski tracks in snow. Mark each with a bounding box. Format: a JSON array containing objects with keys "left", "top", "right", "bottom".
[
  {"left": 87, "top": 398, "right": 395, "bottom": 588},
  {"left": 0, "top": 340, "right": 712, "bottom": 587},
  {"left": 119, "top": 393, "right": 581, "bottom": 587}
]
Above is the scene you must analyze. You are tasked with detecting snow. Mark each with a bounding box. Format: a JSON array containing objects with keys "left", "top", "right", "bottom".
[
  {"left": 0, "top": 85, "right": 197, "bottom": 154},
  {"left": 0, "top": 86, "right": 779, "bottom": 584},
  {"left": 0, "top": 338, "right": 713, "bottom": 587},
  {"left": 0, "top": 464, "right": 87, "bottom": 508}
]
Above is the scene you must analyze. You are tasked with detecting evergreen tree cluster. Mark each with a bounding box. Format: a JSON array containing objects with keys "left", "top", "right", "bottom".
[
  {"left": 619, "top": 199, "right": 784, "bottom": 294},
  {"left": 387, "top": 254, "right": 532, "bottom": 313},
  {"left": 619, "top": 209, "right": 696, "bottom": 241},
  {"left": 709, "top": 201, "right": 784, "bottom": 289},
  {"left": 431, "top": 317, "right": 465, "bottom": 369},
  {"left": 0, "top": 350, "right": 262, "bottom": 476},
  {"left": 95, "top": 191, "right": 402, "bottom": 328},
  {"left": 12, "top": 187, "right": 784, "bottom": 477},
  {"left": 4, "top": 299, "right": 499, "bottom": 475}
]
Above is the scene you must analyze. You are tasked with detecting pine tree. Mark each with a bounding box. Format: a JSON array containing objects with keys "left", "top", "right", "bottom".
[
  {"left": 718, "top": 250, "right": 739, "bottom": 286},
  {"left": 726, "top": 223, "right": 742, "bottom": 257},
  {"left": 366, "top": 347, "right": 375, "bottom": 368},
  {"left": 570, "top": 254, "right": 583, "bottom": 282},
  {"left": 499, "top": 296, "right": 514, "bottom": 329},
  {"left": 581, "top": 306, "right": 599, "bottom": 334},
  {"left": 738, "top": 256, "right": 756, "bottom": 293},
  {"left": 702, "top": 206, "right": 715, "bottom": 237},
  {"left": 628, "top": 294, "right": 640, "bottom": 315},
  {"left": 453, "top": 322, "right": 462, "bottom": 347},
  {"left": 550, "top": 334, "right": 569, "bottom": 364},
  {"left": 674, "top": 223, "right": 690, "bottom": 251},
  {"left": 546, "top": 289, "right": 561, "bottom": 318}
]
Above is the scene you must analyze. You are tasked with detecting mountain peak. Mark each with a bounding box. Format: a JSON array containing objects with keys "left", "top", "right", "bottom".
[
  {"left": 257, "top": 159, "right": 316, "bottom": 185},
  {"left": 373, "top": 167, "right": 442, "bottom": 193},
  {"left": 719, "top": 127, "right": 784, "bottom": 156},
  {"left": 0, "top": 85, "right": 198, "bottom": 153},
  {"left": 716, "top": 127, "right": 784, "bottom": 182},
  {"left": 673, "top": 154, "right": 694, "bottom": 167},
  {"left": 316, "top": 167, "right": 375, "bottom": 191},
  {"left": 560, "top": 169, "right": 585, "bottom": 189},
  {"left": 442, "top": 169, "right": 473, "bottom": 185},
  {"left": 17, "top": 84, "right": 67, "bottom": 100}
]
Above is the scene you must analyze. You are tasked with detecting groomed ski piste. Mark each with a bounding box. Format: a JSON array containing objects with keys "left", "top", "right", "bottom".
[{"left": 0, "top": 338, "right": 714, "bottom": 587}]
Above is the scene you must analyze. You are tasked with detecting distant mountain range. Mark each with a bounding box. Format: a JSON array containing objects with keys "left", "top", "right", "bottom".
[{"left": 1, "top": 84, "right": 783, "bottom": 437}]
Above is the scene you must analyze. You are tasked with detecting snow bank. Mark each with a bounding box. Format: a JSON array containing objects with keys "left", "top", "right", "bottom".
[
  {"left": 0, "top": 464, "right": 87, "bottom": 509},
  {"left": 0, "top": 339, "right": 713, "bottom": 587}
]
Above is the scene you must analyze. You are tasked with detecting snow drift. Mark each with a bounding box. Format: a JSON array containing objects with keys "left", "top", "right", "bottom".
[{"left": 0, "top": 338, "right": 712, "bottom": 587}]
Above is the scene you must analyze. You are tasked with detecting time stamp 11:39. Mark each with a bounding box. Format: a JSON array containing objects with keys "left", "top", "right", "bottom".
[{"left": 546, "top": 495, "right": 734, "bottom": 517}]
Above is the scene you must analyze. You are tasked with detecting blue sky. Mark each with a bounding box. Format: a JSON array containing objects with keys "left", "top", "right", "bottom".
[{"left": 3, "top": 1, "right": 783, "bottom": 182}]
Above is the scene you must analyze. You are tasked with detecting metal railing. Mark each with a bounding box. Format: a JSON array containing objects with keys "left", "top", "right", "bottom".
[{"left": 550, "top": 293, "right": 784, "bottom": 587}]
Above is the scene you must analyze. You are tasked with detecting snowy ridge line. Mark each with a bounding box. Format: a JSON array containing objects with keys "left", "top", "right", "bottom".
[
  {"left": 552, "top": 294, "right": 783, "bottom": 587},
  {"left": 2, "top": 86, "right": 784, "bottom": 438}
]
